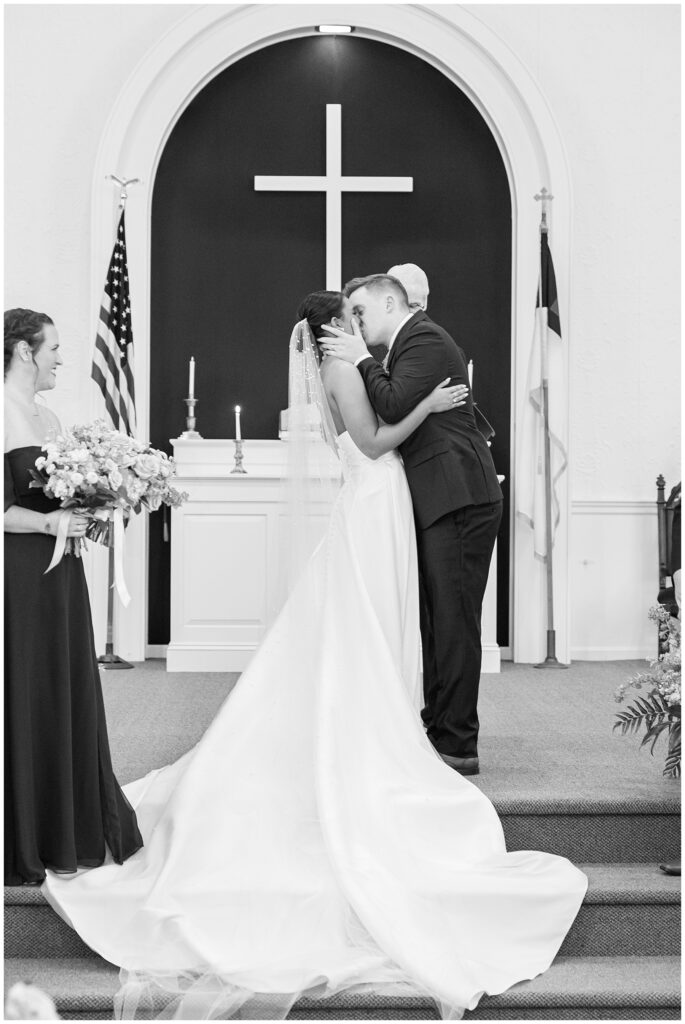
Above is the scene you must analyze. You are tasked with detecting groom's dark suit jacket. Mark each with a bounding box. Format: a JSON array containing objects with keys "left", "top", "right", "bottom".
[{"left": 358, "top": 311, "right": 502, "bottom": 530}]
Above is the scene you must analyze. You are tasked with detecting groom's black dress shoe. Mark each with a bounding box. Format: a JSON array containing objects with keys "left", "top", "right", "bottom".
[
  {"left": 440, "top": 753, "right": 480, "bottom": 776},
  {"left": 658, "top": 860, "right": 681, "bottom": 876}
]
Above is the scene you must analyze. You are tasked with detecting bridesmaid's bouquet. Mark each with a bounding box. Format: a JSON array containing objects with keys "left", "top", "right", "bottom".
[{"left": 29, "top": 419, "right": 187, "bottom": 561}]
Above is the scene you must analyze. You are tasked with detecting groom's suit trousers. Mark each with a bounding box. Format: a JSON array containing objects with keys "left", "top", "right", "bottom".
[{"left": 418, "top": 499, "right": 502, "bottom": 758}]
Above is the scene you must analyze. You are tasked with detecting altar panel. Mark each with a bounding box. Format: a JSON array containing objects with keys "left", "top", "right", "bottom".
[
  {"left": 183, "top": 511, "right": 268, "bottom": 630},
  {"left": 167, "top": 440, "right": 328, "bottom": 671},
  {"left": 168, "top": 440, "right": 500, "bottom": 673}
]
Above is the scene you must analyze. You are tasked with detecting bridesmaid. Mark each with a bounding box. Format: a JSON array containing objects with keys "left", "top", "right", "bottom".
[{"left": 4, "top": 308, "right": 143, "bottom": 885}]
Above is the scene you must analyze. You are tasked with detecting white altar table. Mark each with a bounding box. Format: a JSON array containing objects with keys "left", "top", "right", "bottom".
[{"left": 168, "top": 439, "right": 501, "bottom": 673}]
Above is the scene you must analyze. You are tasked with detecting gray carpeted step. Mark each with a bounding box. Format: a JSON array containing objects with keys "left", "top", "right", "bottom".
[
  {"left": 493, "top": 795, "right": 680, "bottom": 862},
  {"left": 501, "top": 812, "right": 679, "bottom": 862},
  {"left": 463, "top": 955, "right": 682, "bottom": 1021},
  {"left": 558, "top": 862, "right": 680, "bottom": 957},
  {"left": 4, "top": 886, "right": 100, "bottom": 960},
  {"left": 5, "top": 862, "right": 680, "bottom": 960},
  {"left": 4, "top": 958, "right": 118, "bottom": 1020},
  {"left": 4, "top": 956, "right": 681, "bottom": 1020}
]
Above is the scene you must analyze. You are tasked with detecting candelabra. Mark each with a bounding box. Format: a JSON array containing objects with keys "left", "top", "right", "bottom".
[
  {"left": 231, "top": 438, "right": 247, "bottom": 474},
  {"left": 180, "top": 398, "right": 202, "bottom": 439}
]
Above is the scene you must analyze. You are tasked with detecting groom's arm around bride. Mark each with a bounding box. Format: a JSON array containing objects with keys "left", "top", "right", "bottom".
[{"left": 322, "top": 275, "right": 501, "bottom": 530}]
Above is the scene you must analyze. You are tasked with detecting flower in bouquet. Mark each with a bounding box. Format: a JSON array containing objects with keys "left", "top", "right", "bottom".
[
  {"left": 614, "top": 605, "right": 681, "bottom": 778},
  {"left": 30, "top": 420, "right": 188, "bottom": 556}
]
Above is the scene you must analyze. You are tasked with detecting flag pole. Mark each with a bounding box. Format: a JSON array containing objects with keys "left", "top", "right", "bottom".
[
  {"left": 97, "top": 175, "right": 139, "bottom": 671},
  {"left": 534, "top": 189, "right": 567, "bottom": 669}
]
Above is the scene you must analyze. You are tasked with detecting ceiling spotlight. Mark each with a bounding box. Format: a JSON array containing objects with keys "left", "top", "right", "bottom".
[{"left": 317, "top": 25, "right": 354, "bottom": 34}]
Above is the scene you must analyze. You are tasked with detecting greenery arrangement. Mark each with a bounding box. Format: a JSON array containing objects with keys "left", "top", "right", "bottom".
[{"left": 614, "top": 605, "right": 681, "bottom": 779}]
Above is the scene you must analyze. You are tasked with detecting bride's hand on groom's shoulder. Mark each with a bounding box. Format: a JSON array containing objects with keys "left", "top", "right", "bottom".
[
  {"left": 426, "top": 378, "right": 469, "bottom": 414},
  {"left": 320, "top": 319, "right": 368, "bottom": 363}
]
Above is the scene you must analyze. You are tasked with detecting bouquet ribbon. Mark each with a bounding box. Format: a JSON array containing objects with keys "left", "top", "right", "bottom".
[
  {"left": 44, "top": 507, "right": 131, "bottom": 608},
  {"left": 44, "top": 511, "right": 71, "bottom": 575},
  {"left": 112, "top": 507, "right": 131, "bottom": 607}
]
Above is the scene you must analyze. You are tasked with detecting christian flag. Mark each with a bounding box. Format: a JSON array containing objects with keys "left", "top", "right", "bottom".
[
  {"left": 91, "top": 210, "right": 136, "bottom": 436},
  {"left": 515, "top": 232, "right": 568, "bottom": 561}
]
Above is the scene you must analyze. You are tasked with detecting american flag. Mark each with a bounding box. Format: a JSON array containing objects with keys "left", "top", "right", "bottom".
[{"left": 91, "top": 210, "right": 136, "bottom": 436}]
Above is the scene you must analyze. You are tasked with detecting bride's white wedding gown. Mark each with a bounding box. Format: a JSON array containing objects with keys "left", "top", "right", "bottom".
[{"left": 43, "top": 432, "right": 587, "bottom": 1019}]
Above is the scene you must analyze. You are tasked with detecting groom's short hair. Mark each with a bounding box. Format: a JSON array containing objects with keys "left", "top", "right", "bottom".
[
  {"left": 346, "top": 274, "right": 410, "bottom": 308},
  {"left": 342, "top": 276, "right": 368, "bottom": 297}
]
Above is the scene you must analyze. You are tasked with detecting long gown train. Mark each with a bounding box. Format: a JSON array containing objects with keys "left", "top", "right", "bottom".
[{"left": 43, "top": 433, "right": 587, "bottom": 1019}]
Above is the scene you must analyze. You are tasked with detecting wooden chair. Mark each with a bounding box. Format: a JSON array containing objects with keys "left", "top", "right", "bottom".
[{"left": 656, "top": 476, "right": 681, "bottom": 650}]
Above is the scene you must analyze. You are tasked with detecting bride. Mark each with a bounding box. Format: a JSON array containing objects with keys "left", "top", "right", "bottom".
[{"left": 43, "top": 290, "right": 587, "bottom": 1020}]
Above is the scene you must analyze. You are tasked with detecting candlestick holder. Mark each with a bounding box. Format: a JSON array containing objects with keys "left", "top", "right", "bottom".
[
  {"left": 180, "top": 397, "right": 203, "bottom": 439},
  {"left": 231, "top": 438, "right": 247, "bottom": 474}
]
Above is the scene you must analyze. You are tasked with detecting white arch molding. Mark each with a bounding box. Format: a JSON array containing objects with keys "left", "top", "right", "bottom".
[{"left": 90, "top": 4, "right": 572, "bottom": 665}]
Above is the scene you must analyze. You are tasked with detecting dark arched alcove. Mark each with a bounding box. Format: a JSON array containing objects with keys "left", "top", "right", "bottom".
[{"left": 149, "top": 34, "right": 511, "bottom": 648}]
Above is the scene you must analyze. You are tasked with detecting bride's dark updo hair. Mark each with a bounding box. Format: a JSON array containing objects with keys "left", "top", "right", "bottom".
[
  {"left": 296, "top": 291, "right": 344, "bottom": 342},
  {"left": 4, "top": 308, "right": 54, "bottom": 377}
]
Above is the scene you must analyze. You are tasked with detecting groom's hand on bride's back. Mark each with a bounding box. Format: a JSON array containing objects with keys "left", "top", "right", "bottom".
[
  {"left": 427, "top": 379, "right": 469, "bottom": 414},
  {"left": 320, "top": 319, "right": 369, "bottom": 364}
]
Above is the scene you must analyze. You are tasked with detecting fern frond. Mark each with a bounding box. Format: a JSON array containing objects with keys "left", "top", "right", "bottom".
[
  {"left": 641, "top": 719, "right": 670, "bottom": 754},
  {"left": 613, "top": 697, "right": 668, "bottom": 733}
]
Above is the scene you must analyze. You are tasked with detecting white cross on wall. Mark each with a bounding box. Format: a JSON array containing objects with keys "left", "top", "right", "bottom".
[{"left": 255, "top": 104, "right": 413, "bottom": 290}]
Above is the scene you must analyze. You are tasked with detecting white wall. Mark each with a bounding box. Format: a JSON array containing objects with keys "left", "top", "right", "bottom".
[
  {"left": 4, "top": 3, "right": 195, "bottom": 428},
  {"left": 5, "top": 4, "right": 680, "bottom": 660},
  {"left": 461, "top": 3, "right": 680, "bottom": 658},
  {"left": 464, "top": 3, "right": 681, "bottom": 497}
]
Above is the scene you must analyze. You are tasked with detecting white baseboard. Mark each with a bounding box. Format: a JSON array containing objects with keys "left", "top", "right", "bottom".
[
  {"left": 481, "top": 644, "right": 501, "bottom": 674},
  {"left": 165, "top": 642, "right": 505, "bottom": 674},
  {"left": 166, "top": 644, "right": 254, "bottom": 672},
  {"left": 160, "top": 644, "right": 647, "bottom": 667},
  {"left": 145, "top": 645, "right": 168, "bottom": 659},
  {"left": 570, "top": 647, "right": 654, "bottom": 661}
]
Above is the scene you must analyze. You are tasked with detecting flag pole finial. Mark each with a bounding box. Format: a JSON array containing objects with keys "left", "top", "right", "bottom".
[
  {"left": 534, "top": 187, "right": 554, "bottom": 233},
  {"left": 106, "top": 174, "right": 141, "bottom": 210}
]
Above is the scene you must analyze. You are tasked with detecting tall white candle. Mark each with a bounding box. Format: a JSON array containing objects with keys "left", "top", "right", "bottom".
[
  {"left": 235, "top": 405, "right": 242, "bottom": 441},
  {"left": 467, "top": 359, "right": 473, "bottom": 390},
  {"left": 188, "top": 357, "right": 195, "bottom": 399}
]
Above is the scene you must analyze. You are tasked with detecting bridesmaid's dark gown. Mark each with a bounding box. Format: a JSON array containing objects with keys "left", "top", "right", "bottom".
[{"left": 4, "top": 446, "right": 143, "bottom": 885}]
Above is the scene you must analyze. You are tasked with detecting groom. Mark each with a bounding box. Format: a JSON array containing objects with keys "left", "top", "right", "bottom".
[{"left": 322, "top": 274, "right": 502, "bottom": 775}]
